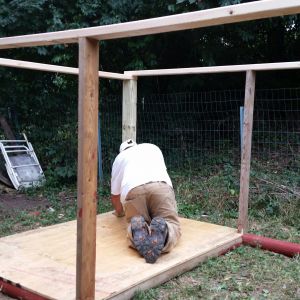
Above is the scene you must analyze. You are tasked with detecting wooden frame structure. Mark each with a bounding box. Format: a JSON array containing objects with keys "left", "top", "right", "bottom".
[
  {"left": 0, "top": 0, "right": 299, "bottom": 48},
  {"left": 0, "top": 1, "right": 300, "bottom": 299}
]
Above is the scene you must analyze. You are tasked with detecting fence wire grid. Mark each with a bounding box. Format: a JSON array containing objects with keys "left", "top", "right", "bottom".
[
  {"left": 1, "top": 87, "right": 298, "bottom": 177},
  {"left": 135, "top": 87, "right": 299, "bottom": 171},
  {"left": 1, "top": 86, "right": 299, "bottom": 227}
]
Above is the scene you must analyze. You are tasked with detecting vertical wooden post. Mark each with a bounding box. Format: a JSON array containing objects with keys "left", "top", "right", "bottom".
[
  {"left": 122, "top": 78, "right": 137, "bottom": 141},
  {"left": 0, "top": 116, "right": 16, "bottom": 140},
  {"left": 238, "top": 70, "right": 256, "bottom": 233},
  {"left": 77, "top": 37, "right": 99, "bottom": 300}
]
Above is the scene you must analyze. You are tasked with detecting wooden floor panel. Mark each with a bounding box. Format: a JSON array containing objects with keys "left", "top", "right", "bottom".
[{"left": 0, "top": 212, "right": 242, "bottom": 299}]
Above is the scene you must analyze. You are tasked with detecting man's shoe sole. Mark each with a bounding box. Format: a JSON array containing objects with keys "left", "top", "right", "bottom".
[
  {"left": 144, "top": 217, "right": 168, "bottom": 264},
  {"left": 131, "top": 216, "right": 149, "bottom": 255}
]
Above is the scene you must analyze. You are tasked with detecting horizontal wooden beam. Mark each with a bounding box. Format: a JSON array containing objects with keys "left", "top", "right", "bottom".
[
  {"left": 125, "top": 61, "right": 300, "bottom": 77},
  {"left": 1, "top": 58, "right": 299, "bottom": 79},
  {"left": 0, "top": 58, "right": 132, "bottom": 80},
  {"left": 0, "top": 0, "right": 299, "bottom": 49}
]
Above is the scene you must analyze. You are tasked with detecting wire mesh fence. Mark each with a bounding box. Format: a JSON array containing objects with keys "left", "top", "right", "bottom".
[
  {"left": 137, "top": 88, "right": 300, "bottom": 171},
  {"left": 100, "top": 95, "right": 122, "bottom": 175},
  {"left": 1, "top": 87, "right": 299, "bottom": 178},
  {"left": 137, "top": 90, "right": 244, "bottom": 170},
  {"left": 252, "top": 88, "right": 300, "bottom": 169},
  {"left": 1, "top": 86, "right": 299, "bottom": 228},
  {"left": 135, "top": 87, "right": 299, "bottom": 227}
]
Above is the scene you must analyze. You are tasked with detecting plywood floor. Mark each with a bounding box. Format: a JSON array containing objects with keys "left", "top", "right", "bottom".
[{"left": 0, "top": 212, "right": 242, "bottom": 300}]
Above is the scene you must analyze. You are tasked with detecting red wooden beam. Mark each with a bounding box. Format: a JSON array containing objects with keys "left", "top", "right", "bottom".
[
  {"left": 243, "top": 233, "right": 300, "bottom": 257},
  {"left": 0, "top": 277, "right": 50, "bottom": 300}
]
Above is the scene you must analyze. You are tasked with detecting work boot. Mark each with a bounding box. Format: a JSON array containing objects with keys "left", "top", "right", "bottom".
[
  {"left": 131, "top": 216, "right": 149, "bottom": 257},
  {"left": 144, "top": 217, "right": 168, "bottom": 264}
]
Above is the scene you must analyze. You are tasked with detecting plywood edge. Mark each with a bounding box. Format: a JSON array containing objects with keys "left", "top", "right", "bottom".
[{"left": 107, "top": 234, "right": 242, "bottom": 300}]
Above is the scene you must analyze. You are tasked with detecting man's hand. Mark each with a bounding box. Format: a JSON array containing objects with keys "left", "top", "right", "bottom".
[
  {"left": 113, "top": 210, "right": 125, "bottom": 217},
  {"left": 111, "top": 194, "right": 124, "bottom": 217}
]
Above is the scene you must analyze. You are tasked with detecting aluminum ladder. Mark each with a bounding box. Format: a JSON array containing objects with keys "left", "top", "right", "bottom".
[{"left": 0, "top": 133, "right": 45, "bottom": 189}]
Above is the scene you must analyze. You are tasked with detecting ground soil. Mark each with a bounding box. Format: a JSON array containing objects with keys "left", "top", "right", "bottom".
[
  {"left": 0, "top": 187, "right": 51, "bottom": 242},
  {"left": 0, "top": 183, "right": 75, "bottom": 216},
  {"left": 0, "top": 182, "right": 50, "bottom": 221},
  {"left": 0, "top": 193, "right": 49, "bottom": 213}
]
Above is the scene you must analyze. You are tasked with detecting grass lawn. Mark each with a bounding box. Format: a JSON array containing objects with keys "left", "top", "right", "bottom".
[{"left": 134, "top": 247, "right": 300, "bottom": 300}]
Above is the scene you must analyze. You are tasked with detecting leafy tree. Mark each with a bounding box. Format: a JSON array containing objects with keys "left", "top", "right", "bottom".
[{"left": 0, "top": 0, "right": 299, "bottom": 182}]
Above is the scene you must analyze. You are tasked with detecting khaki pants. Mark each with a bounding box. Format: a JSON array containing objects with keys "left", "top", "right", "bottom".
[{"left": 123, "top": 182, "right": 181, "bottom": 252}]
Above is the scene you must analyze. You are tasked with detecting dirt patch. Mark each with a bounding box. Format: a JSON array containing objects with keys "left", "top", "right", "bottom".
[
  {"left": 0, "top": 194, "right": 49, "bottom": 214},
  {"left": 0, "top": 184, "right": 77, "bottom": 237}
]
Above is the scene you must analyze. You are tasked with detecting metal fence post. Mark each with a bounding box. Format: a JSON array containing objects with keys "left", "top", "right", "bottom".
[
  {"left": 98, "top": 113, "right": 103, "bottom": 182},
  {"left": 240, "top": 106, "right": 244, "bottom": 155}
]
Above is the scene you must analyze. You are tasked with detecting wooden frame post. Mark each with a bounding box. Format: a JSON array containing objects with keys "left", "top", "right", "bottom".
[
  {"left": 122, "top": 78, "right": 137, "bottom": 141},
  {"left": 238, "top": 70, "right": 256, "bottom": 233},
  {"left": 76, "top": 37, "right": 99, "bottom": 300}
]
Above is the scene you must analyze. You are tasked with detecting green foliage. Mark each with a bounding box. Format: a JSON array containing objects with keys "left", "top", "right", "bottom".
[
  {"left": 0, "top": 1, "right": 299, "bottom": 185},
  {"left": 133, "top": 289, "right": 159, "bottom": 300}
]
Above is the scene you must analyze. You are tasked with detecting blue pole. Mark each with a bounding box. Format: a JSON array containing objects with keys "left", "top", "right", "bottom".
[
  {"left": 98, "top": 113, "right": 103, "bottom": 182},
  {"left": 240, "top": 106, "right": 244, "bottom": 156}
]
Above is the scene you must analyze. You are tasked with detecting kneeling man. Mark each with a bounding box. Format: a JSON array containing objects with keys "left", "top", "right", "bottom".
[{"left": 111, "top": 139, "right": 181, "bottom": 263}]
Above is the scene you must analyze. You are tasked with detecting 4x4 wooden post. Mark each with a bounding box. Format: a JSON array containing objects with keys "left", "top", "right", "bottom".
[
  {"left": 238, "top": 70, "right": 256, "bottom": 233},
  {"left": 122, "top": 78, "right": 137, "bottom": 141},
  {"left": 77, "top": 37, "right": 99, "bottom": 300}
]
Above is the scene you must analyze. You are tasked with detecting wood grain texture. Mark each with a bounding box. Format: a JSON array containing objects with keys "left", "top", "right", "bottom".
[
  {"left": 238, "top": 70, "right": 256, "bottom": 233},
  {"left": 1, "top": 58, "right": 299, "bottom": 79},
  {"left": 77, "top": 37, "right": 99, "bottom": 300},
  {"left": 0, "top": 0, "right": 299, "bottom": 48},
  {"left": 0, "top": 58, "right": 132, "bottom": 80},
  {"left": 0, "top": 213, "right": 242, "bottom": 300},
  {"left": 122, "top": 79, "right": 137, "bottom": 141},
  {"left": 124, "top": 61, "right": 300, "bottom": 77}
]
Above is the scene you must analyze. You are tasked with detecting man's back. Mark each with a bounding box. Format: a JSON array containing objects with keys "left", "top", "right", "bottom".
[
  {"left": 111, "top": 143, "right": 172, "bottom": 202},
  {"left": 110, "top": 141, "right": 181, "bottom": 263}
]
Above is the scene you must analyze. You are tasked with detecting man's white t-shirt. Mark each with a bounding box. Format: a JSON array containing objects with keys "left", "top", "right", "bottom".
[{"left": 111, "top": 143, "right": 172, "bottom": 203}]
